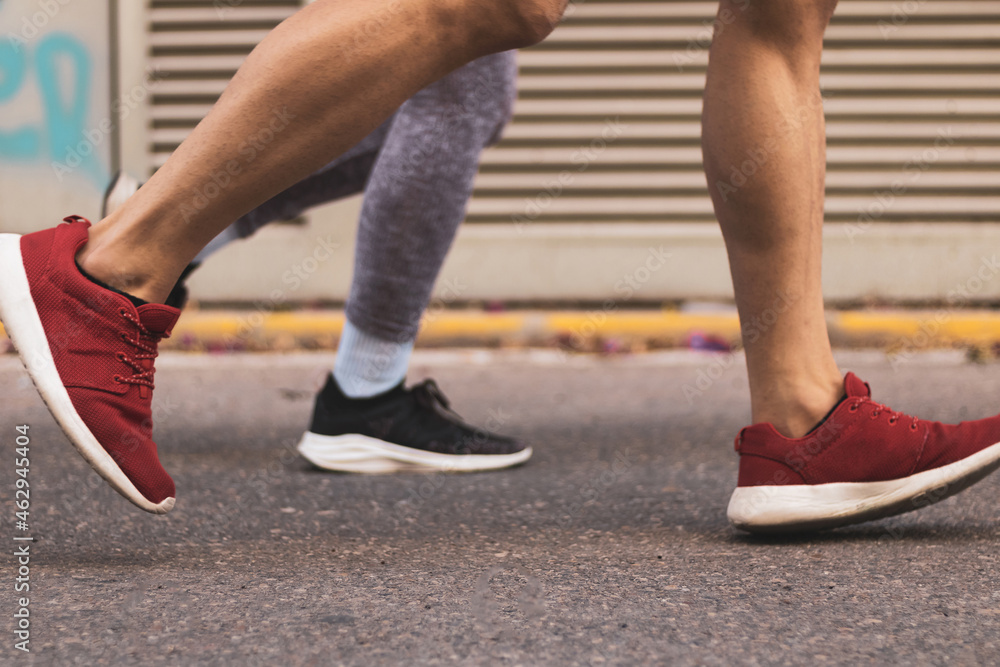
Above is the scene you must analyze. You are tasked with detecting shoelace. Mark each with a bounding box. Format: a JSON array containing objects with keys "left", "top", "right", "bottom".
[
  {"left": 113, "top": 308, "right": 161, "bottom": 390},
  {"left": 850, "top": 398, "right": 920, "bottom": 430},
  {"left": 411, "top": 380, "right": 466, "bottom": 423},
  {"left": 409, "top": 379, "right": 506, "bottom": 456}
]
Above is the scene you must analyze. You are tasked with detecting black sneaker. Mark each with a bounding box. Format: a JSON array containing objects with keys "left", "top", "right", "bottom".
[
  {"left": 102, "top": 171, "right": 194, "bottom": 310},
  {"left": 297, "top": 375, "right": 532, "bottom": 473}
]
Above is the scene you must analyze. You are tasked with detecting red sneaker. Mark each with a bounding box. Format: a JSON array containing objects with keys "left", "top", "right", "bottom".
[
  {"left": 729, "top": 372, "right": 1000, "bottom": 533},
  {"left": 0, "top": 217, "right": 178, "bottom": 513}
]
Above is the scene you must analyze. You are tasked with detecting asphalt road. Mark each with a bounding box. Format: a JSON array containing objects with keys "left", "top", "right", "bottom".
[{"left": 1, "top": 348, "right": 999, "bottom": 666}]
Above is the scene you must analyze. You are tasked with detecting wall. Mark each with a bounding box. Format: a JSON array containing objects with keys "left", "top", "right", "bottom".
[
  {"left": 0, "top": 0, "right": 114, "bottom": 231},
  {"left": 3, "top": 1, "right": 1000, "bottom": 305}
]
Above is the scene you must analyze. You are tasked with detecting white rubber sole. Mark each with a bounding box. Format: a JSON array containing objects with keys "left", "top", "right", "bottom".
[
  {"left": 728, "top": 440, "right": 1000, "bottom": 534},
  {"left": 0, "top": 234, "right": 174, "bottom": 514},
  {"left": 297, "top": 431, "right": 533, "bottom": 474}
]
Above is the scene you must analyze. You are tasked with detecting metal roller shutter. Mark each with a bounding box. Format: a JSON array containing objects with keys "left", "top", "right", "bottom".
[
  {"left": 147, "top": 1, "right": 999, "bottom": 226},
  {"left": 474, "top": 0, "right": 1000, "bottom": 225}
]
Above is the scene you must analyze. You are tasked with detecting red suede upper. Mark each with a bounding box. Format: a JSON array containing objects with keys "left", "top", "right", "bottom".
[
  {"left": 21, "top": 218, "right": 179, "bottom": 504},
  {"left": 736, "top": 372, "right": 1000, "bottom": 487}
]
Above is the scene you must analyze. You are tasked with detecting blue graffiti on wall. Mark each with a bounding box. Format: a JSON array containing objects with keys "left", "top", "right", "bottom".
[{"left": 0, "top": 31, "right": 107, "bottom": 186}]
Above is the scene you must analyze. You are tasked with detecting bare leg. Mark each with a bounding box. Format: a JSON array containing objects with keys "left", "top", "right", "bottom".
[
  {"left": 77, "top": 0, "right": 565, "bottom": 303},
  {"left": 702, "top": 0, "right": 843, "bottom": 437}
]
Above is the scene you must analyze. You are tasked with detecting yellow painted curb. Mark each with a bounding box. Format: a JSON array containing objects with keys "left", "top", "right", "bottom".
[
  {"left": 4, "top": 309, "right": 1000, "bottom": 350},
  {"left": 169, "top": 309, "right": 738, "bottom": 345},
  {"left": 832, "top": 311, "right": 1000, "bottom": 345},
  {"left": 545, "top": 312, "right": 741, "bottom": 340}
]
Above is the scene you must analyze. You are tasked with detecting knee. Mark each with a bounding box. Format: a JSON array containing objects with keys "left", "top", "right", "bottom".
[
  {"left": 419, "top": 51, "right": 517, "bottom": 147},
  {"left": 486, "top": 67, "right": 517, "bottom": 147},
  {"left": 461, "top": 0, "right": 567, "bottom": 50},
  {"left": 476, "top": 53, "right": 518, "bottom": 147},
  {"left": 509, "top": 0, "right": 568, "bottom": 46},
  {"left": 720, "top": 0, "right": 838, "bottom": 50}
]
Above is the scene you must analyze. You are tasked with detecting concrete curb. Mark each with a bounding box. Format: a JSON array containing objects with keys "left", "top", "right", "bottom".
[{"left": 4, "top": 308, "right": 999, "bottom": 352}]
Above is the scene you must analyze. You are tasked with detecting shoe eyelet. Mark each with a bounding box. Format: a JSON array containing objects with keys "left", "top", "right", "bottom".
[
  {"left": 113, "top": 375, "right": 122, "bottom": 383},
  {"left": 888, "top": 417, "right": 898, "bottom": 425},
  {"left": 118, "top": 308, "right": 128, "bottom": 317},
  {"left": 848, "top": 404, "right": 859, "bottom": 413},
  {"left": 910, "top": 423, "right": 918, "bottom": 431},
  {"left": 116, "top": 353, "right": 126, "bottom": 361}
]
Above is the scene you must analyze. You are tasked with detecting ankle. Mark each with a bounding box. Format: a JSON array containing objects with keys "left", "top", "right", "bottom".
[
  {"left": 76, "top": 226, "right": 173, "bottom": 304},
  {"left": 333, "top": 321, "right": 413, "bottom": 398},
  {"left": 751, "top": 373, "right": 844, "bottom": 439}
]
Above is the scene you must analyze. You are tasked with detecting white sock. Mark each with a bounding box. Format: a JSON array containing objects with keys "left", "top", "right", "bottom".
[{"left": 333, "top": 319, "right": 413, "bottom": 398}]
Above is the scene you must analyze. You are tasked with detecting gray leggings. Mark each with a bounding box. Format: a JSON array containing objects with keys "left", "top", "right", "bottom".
[{"left": 229, "top": 51, "right": 517, "bottom": 343}]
